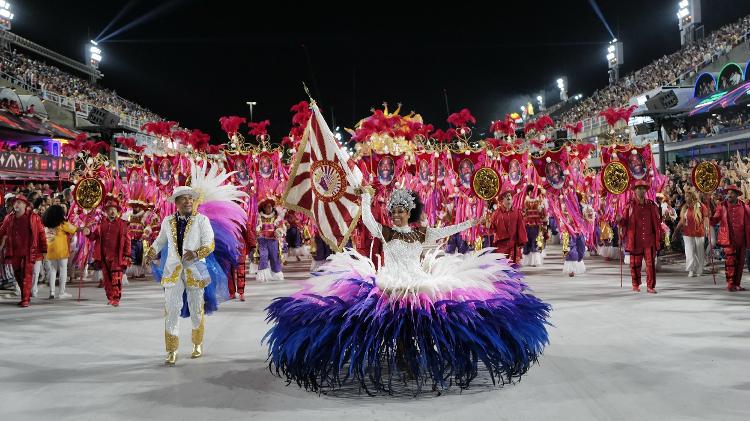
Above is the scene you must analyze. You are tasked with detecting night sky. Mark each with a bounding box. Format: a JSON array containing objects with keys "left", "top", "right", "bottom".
[{"left": 11, "top": 0, "right": 750, "bottom": 141}]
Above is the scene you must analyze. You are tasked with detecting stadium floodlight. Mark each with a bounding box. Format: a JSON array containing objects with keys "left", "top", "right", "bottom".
[
  {"left": 556, "top": 77, "right": 568, "bottom": 101},
  {"left": 246, "top": 101, "right": 257, "bottom": 122},
  {"left": 677, "top": 0, "right": 700, "bottom": 46},
  {"left": 607, "top": 39, "right": 624, "bottom": 85},
  {"left": 88, "top": 40, "right": 102, "bottom": 67},
  {"left": 0, "top": 1, "right": 13, "bottom": 31}
]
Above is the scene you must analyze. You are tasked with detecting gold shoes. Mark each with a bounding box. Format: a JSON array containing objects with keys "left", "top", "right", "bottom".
[
  {"left": 165, "top": 331, "right": 179, "bottom": 366},
  {"left": 191, "top": 344, "right": 202, "bottom": 359}
]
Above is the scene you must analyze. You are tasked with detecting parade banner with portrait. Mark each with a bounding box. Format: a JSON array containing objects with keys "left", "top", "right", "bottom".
[
  {"left": 226, "top": 153, "right": 254, "bottom": 187},
  {"left": 415, "top": 153, "right": 434, "bottom": 187},
  {"left": 499, "top": 151, "right": 528, "bottom": 187},
  {"left": 531, "top": 148, "right": 569, "bottom": 191},
  {"left": 153, "top": 155, "right": 177, "bottom": 187},
  {"left": 371, "top": 153, "right": 405, "bottom": 189},
  {"left": 451, "top": 151, "right": 486, "bottom": 194}
]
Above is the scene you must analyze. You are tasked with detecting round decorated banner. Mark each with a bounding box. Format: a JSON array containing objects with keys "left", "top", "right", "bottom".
[
  {"left": 692, "top": 161, "right": 720, "bottom": 193},
  {"left": 602, "top": 161, "right": 630, "bottom": 195},
  {"left": 73, "top": 177, "right": 105, "bottom": 210},
  {"left": 472, "top": 167, "right": 500, "bottom": 200}
]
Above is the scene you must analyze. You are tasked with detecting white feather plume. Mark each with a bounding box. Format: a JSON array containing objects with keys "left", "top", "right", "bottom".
[{"left": 190, "top": 160, "right": 247, "bottom": 205}]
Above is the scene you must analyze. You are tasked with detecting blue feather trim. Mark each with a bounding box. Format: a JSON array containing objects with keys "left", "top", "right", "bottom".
[{"left": 264, "top": 276, "right": 551, "bottom": 394}]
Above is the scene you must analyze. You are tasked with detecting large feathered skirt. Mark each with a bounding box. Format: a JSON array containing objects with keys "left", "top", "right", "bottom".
[{"left": 264, "top": 248, "right": 551, "bottom": 395}]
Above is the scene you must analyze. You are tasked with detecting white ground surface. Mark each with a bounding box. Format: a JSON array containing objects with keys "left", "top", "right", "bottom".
[{"left": 1, "top": 246, "right": 748, "bottom": 421}]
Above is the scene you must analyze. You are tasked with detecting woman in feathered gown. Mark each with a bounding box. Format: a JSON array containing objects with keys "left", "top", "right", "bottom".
[{"left": 264, "top": 187, "right": 551, "bottom": 394}]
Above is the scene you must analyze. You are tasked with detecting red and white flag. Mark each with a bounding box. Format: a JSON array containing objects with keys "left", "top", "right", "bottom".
[{"left": 282, "top": 102, "right": 363, "bottom": 251}]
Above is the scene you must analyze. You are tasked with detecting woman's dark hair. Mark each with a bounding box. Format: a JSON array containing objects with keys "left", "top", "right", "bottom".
[
  {"left": 408, "top": 191, "right": 423, "bottom": 224},
  {"left": 33, "top": 197, "right": 44, "bottom": 209},
  {"left": 42, "top": 205, "right": 66, "bottom": 228}
]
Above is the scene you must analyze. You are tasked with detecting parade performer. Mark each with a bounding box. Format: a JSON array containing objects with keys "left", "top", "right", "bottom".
[
  {"left": 84, "top": 197, "right": 131, "bottom": 306},
  {"left": 228, "top": 226, "right": 248, "bottom": 301},
  {"left": 309, "top": 233, "right": 332, "bottom": 272},
  {"left": 125, "top": 200, "right": 150, "bottom": 279},
  {"left": 489, "top": 189, "right": 527, "bottom": 263},
  {"left": 0, "top": 194, "right": 47, "bottom": 307},
  {"left": 673, "top": 189, "right": 709, "bottom": 278},
  {"left": 620, "top": 181, "right": 662, "bottom": 293},
  {"left": 256, "top": 197, "right": 285, "bottom": 282},
  {"left": 710, "top": 185, "right": 750, "bottom": 291},
  {"left": 146, "top": 161, "right": 246, "bottom": 365},
  {"left": 284, "top": 210, "right": 308, "bottom": 261},
  {"left": 265, "top": 187, "right": 550, "bottom": 393},
  {"left": 42, "top": 205, "right": 79, "bottom": 299},
  {"left": 522, "top": 188, "right": 546, "bottom": 267}
]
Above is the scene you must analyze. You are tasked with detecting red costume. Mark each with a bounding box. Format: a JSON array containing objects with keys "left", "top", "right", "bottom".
[
  {"left": 229, "top": 225, "right": 251, "bottom": 301},
  {"left": 0, "top": 195, "right": 47, "bottom": 307},
  {"left": 710, "top": 186, "right": 750, "bottom": 291},
  {"left": 490, "top": 202, "right": 527, "bottom": 263},
  {"left": 88, "top": 199, "right": 131, "bottom": 306},
  {"left": 621, "top": 185, "right": 662, "bottom": 292}
]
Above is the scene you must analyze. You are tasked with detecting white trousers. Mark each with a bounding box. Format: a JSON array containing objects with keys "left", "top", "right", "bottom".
[
  {"left": 164, "top": 274, "right": 204, "bottom": 336},
  {"left": 46, "top": 258, "right": 69, "bottom": 295},
  {"left": 683, "top": 235, "right": 705, "bottom": 275},
  {"left": 32, "top": 260, "right": 43, "bottom": 293},
  {"left": 17, "top": 260, "right": 44, "bottom": 296}
]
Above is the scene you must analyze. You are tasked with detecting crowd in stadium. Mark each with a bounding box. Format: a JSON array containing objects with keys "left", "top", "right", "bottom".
[
  {"left": 667, "top": 109, "right": 750, "bottom": 142},
  {"left": 554, "top": 15, "right": 750, "bottom": 128},
  {"left": 0, "top": 46, "right": 162, "bottom": 123}
]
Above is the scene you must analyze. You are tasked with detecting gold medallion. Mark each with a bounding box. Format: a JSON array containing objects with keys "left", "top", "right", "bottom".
[
  {"left": 472, "top": 167, "right": 500, "bottom": 200},
  {"left": 603, "top": 161, "right": 630, "bottom": 195}
]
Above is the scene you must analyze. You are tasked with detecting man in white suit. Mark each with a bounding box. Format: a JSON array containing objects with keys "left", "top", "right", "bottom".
[{"left": 145, "top": 186, "right": 215, "bottom": 365}]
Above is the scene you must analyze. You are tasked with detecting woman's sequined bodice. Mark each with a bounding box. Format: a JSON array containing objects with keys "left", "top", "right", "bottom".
[{"left": 361, "top": 191, "right": 473, "bottom": 283}]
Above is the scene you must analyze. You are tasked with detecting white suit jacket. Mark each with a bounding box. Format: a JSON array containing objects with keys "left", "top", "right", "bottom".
[{"left": 151, "top": 213, "right": 215, "bottom": 288}]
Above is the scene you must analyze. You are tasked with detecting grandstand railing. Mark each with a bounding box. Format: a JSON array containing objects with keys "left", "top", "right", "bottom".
[{"left": 0, "top": 69, "right": 152, "bottom": 132}]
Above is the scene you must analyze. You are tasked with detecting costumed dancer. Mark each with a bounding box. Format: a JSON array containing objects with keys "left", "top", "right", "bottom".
[
  {"left": 598, "top": 203, "right": 616, "bottom": 261},
  {"left": 228, "top": 225, "right": 248, "bottom": 301},
  {"left": 265, "top": 187, "right": 551, "bottom": 393},
  {"left": 522, "top": 187, "right": 546, "bottom": 267},
  {"left": 489, "top": 188, "right": 527, "bottom": 264},
  {"left": 145, "top": 161, "right": 246, "bottom": 365},
  {"left": 125, "top": 200, "right": 150, "bottom": 279},
  {"left": 309, "top": 233, "right": 333, "bottom": 272},
  {"left": 84, "top": 197, "right": 131, "bottom": 306},
  {"left": 0, "top": 194, "right": 47, "bottom": 307},
  {"left": 42, "top": 205, "right": 79, "bottom": 299},
  {"left": 620, "top": 180, "right": 662, "bottom": 293},
  {"left": 673, "top": 189, "right": 709, "bottom": 278},
  {"left": 562, "top": 226, "right": 586, "bottom": 277},
  {"left": 710, "top": 185, "right": 750, "bottom": 291},
  {"left": 284, "top": 210, "right": 308, "bottom": 261},
  {"left": 256, "top": 197, "right": 285, "bottom": 282}
]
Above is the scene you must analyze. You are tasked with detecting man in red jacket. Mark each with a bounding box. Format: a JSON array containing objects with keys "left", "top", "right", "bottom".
[
  {"left": 0, "top": 194, "right": 47, "bottom": 307},
  {"left": 620, "top": 181, "right": 662, "bottom": 293},
  {"left": 710, "top": 185, "right": 750, "bottom": 292},
  {"left": 490, "top": 189, "right": 527, "bottom": 263},
  {"left": 84, "top": 197, "right": 131, "bottom": 306}
]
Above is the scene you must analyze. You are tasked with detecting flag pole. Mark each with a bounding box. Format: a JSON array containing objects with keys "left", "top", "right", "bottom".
[{"left": 302, "top": 82, "right": 314, "bottom": 103}]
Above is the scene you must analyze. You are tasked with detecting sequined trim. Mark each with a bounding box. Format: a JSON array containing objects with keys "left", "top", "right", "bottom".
[
  {"left": 191, "top": 311, "right": 205, "bottom": 345},
  {"left": 170, "top": 214, "right": 196, "bottom": 255},
  {"left": 195, "top": 241, "right": 215, "bottom": 260},
  {"left": 160, "top": 264, "right": 182, "bottom": 286},
  {"left": 185, "top": 267, "right": 209, "bottom": 288},
  {"left": 165, "top": 331, "right": 179, "bottom": 352}
]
